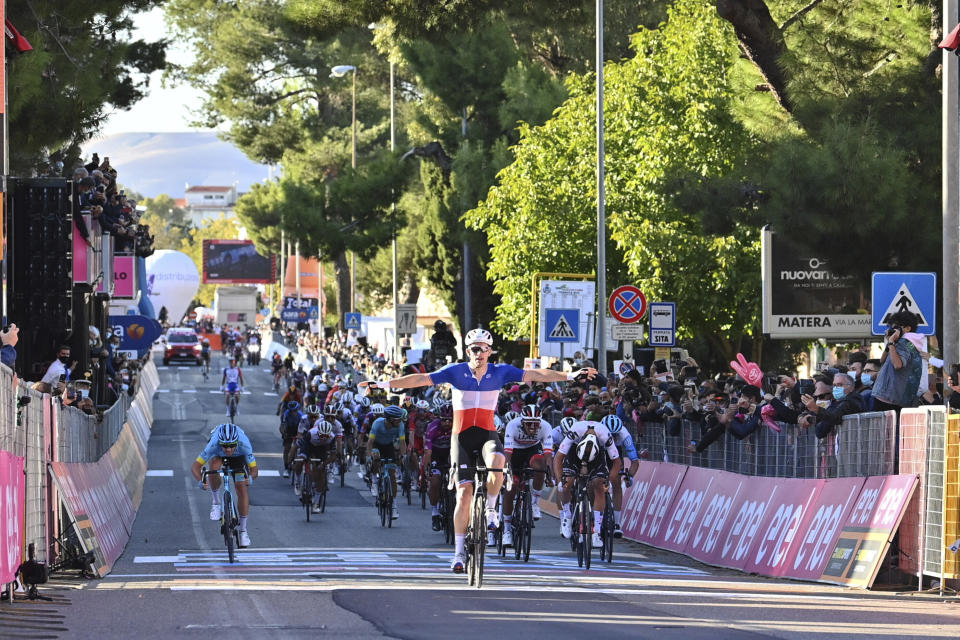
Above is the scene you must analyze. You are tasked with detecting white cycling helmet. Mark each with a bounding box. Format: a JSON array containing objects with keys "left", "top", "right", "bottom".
[
  {"left": 315, "top": 419, "right": 334, "bottom": 436},
  {"left": 576, "top": 433, "right": 600, "bottom": 463},
  {"left": 371, "top": 403, "right": 385, "bottom": 416},
  {"left": 358, "top": 396, "right": 371, "bottom": 408},
  {"left": 504, "top": 410, "right": 520, "bottom": 423},
  {"left": 560, "top": 417, "right": 577, "bottom": 440},
  {"left": 415, "top": 399, "right": 431, "bottom": 411},
  {"left": 341, "top": 391, "right": 354, "bottom": 404},
  {"left": 465, "top": 328, "right": 493, "bottom": 346}
]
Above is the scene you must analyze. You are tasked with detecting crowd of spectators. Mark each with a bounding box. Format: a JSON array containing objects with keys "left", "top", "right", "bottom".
[
  {"left": 73, "top": 153, "right": 154, "bottom": 258},
  {"left": 278, "top": 310, "right": 945, "bottom": 461}
]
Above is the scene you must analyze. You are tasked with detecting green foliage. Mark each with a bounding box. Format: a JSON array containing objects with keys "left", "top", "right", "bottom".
[
  {"left": 138, "top": 194, "right": 191, "bottom": 250},
  {"left": 7, "top": 1, "right": 167, "bottom": 173},
  {"left": 465, "top": 0, "right": 757, "bottom": 359}
]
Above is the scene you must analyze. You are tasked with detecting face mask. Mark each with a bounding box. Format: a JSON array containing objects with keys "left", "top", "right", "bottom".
[
  {"left": 89, "top": 339, "right": 97, "bottom": 347},
  {"left": 860, "top": 374, "right": 873, "bottom": 387},
  {"left": 58, "top": 355, "right": 70, "bottom": 364},
  {"left": 816, "top": 399, "right": 830, "bottom": 409},
  {"left": 832, "top": 387, "right": 847, "bottom": 401},
  {"left": 79, "top": 389, "right": 89, "bottom": 399},
  {"left": 121, "top": 383, "right": 129, "bottom": 392},
  {"left": 588, "top": 390, "right": 598, "bottom": 396}
]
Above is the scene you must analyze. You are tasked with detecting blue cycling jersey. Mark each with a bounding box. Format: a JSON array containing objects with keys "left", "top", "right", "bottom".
[
  {"left": 612, "top": 430, "right": 638, "bottom": 461},
  {"left": 196, "top": 430, "right": 257, "bottom": 467},
  {"left": 369, "top": 416, "right": 406, "bottom": 445}
]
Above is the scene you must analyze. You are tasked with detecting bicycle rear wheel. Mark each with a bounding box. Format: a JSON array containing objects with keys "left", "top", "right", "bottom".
[
  {"left": 339, "top": 454, "right": 346, "bottom": 488},
  {"left": 229, "top": 397, "right": 237, "bottom": 421},
  {"left": 302, "top": 471, "right": 313, "bottom": 522},
  {"left": 378, "top": 477, "right": 388, "bottom": 527},
  {"left": 222, "top": 491, "right": 236, "bottom": 563}
]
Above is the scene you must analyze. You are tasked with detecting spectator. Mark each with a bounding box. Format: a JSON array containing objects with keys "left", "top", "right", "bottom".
[
  {"left": 872, "top": 310, "right": 923, "bottom": 413},
  {"left": 39, "top": 344, "right": 73, "bottom": 393},
  {"left": 801, "top": 373, "right": 864, "bottom": 439},
  {"left": 1, "top": 323, "right": 18, "bottom": 369}
]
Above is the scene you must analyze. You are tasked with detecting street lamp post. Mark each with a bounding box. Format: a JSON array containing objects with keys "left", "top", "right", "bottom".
[
  {"left": 331, "top": 64, "right": 358, "bottom": 313},
  {"left": 596, "top": 0, "right": 608, "bottom": 377}
]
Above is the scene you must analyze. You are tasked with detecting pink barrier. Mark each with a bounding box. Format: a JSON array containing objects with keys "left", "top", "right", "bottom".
[
  {"left": 1, "top": 451, "right": 26, "bottom": 584},
  {"left": 621, "top": 462, "right": 918, "bottom": 589},
  {"left": 50, "top": 456, "right": 135, "bottom": 577}
]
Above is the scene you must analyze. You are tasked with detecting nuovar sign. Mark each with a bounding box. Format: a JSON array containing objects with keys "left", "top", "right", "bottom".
[{"left": 761, "top": 227, "right": 872, "bottom": 339}]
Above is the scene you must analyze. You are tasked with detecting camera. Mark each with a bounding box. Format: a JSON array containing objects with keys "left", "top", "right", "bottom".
[
  {"left": 885, "top": 325, "right": 901, "bottom": 338},
  {"left": 797, "top": 378, "right": 815, "bottom": 395}
]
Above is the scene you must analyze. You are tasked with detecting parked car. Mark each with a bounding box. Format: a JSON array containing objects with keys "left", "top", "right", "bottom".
[{"left": 163, "top": 329, "right": 203, "bottom": 366}]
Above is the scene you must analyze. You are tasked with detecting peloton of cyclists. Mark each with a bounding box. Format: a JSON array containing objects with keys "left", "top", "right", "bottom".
[{"left": 360, "top": 327, "right": 596, "bottom": 574}]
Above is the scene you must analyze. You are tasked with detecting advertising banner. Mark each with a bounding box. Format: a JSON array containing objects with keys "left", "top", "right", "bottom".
[
  {"left": 619, "top": 461, "right": 916, "bottom": 588},
  {"left": 109, "top": 426, "right": 147, "bottom": 510},
  {"left": 109, "top": 315, "right": 164, "bottom": 358},
  {"left": 821, "top": 474, "right": 918, "bottom": 588},
  {"left": 202, "top": 239, "right": 275, "bottom": 284},
  {"left": 537, "top": 279, "right": 595, "bottom": 358},
  {"left": 112, "top": 255, "right": 137, "bottom": 298},
  {"left": 50, "top": 458, "right": 136, "bottom": 577},
  {"left": 619, "top": 462, "right": 688, "bottom": 545},
  {"left": 0, "top": 450, "right": 25, "bottom": 584},
  {"left": 761, "top": 227, "right": 872, "bottom": 339}
]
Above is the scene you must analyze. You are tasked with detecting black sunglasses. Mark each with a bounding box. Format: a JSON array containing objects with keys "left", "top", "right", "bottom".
[{"left": 469, "top": 346, "right": 490, "bottom": 354}]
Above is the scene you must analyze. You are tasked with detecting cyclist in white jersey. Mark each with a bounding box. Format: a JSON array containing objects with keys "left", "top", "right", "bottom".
[{"left": 221, "top": 358, "right": 245, "bottom": 416}]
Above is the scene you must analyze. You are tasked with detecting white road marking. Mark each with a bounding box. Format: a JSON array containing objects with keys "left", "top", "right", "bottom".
[
  {"left": 209, "top": 390, "right": 221, "bottom": 394},
  {"left": 133, "top": 556, "right": 180, "bottom": 564},
  {"left": 157, "top": 389, "right": 170, "bottom": 393},
  {"left": 146, "top": 470, "right": 174, "bottom": 477},
  {"left": 157, "top": 366, "right": 169, "bottom": 370},
  {"left": 183, "top": 389, "right": 197, "bottom": 393},
  {"left": 257, "top": 470, "right": 280, "bottom": 477},
  {"left": 178, "top": 366, "right": 191, "bottom": 370},
  {"left": 263, "top": 392, "right": 278, "bottom": 397}
]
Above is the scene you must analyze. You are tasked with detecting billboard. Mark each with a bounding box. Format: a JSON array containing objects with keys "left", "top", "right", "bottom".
[
  {"left": 761, "top": 226, "right": 872, "bottom": 339},
  {"left": 202, "top": 239, "right": 275, "bottom": 284}
]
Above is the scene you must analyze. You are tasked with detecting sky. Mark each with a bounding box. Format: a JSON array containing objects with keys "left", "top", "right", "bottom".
[{"left": 100, "top": 7, "right": 209, "bottom": 134}]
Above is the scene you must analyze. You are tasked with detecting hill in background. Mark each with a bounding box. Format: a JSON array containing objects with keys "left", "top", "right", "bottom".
[{"left": 83, "top": 132, "right": 271, "bottom": 199}]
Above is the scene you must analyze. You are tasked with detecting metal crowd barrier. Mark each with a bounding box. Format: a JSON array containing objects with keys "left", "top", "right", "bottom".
[
  {"left": 0, "top": 360, "right": 153, "bottom": 565},
  {"left": 634, "top": 411, "right": 897, "bottom": 479}
]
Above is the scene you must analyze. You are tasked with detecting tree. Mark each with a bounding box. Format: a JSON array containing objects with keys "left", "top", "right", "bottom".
[
  {"left": 138, "top": 194, "right": 191, "bottom": 250},
  {"left": 7, "top": 1, "right": 167, "bottom": 174},
  {"left": 465, "top": 0, "right": 759, "bottom": 363},
  {"left": 180, "top": 214, "right": 240, "bottom": 307}
]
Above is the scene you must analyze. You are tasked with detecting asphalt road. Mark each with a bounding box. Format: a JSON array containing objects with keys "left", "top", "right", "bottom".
[{"left": 7, "top": 351, "right": 960, "bottom": 639}]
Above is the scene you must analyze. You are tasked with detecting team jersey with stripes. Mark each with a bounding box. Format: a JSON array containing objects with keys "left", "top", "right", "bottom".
[{"left": 428, "top": 362, "right": 525, "bottom": 434}]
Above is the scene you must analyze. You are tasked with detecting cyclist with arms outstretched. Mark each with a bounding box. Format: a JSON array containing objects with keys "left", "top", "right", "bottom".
[
  {"left": 191, "top": 423, "right": 258, "bottom": 548},
  {"left": 360, "top": 327, "right": 596, "bottom": 573}
]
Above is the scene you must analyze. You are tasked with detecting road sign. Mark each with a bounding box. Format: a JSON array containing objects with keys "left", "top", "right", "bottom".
[
  {"left": 648, "top": 302, "right": 676, "bottom": 347},
  {"left": 608, "top": 285, "right": 647, "bottom": 323},
  {"left": 544, "top": 308, "right": 580, "bottom": 343},
  {"left": 307, "top": 306, "right": 319, "bottom": 320},
  {"left": 188, "top": 310, "right": 197, "bottom": 320},
  {"left": 396, "top": 304, "right": 418, "bottom": 335},
  {"left": 611, "top": 323, "right": 644, "bottom": 342},
  {"left": 871, "top": 272, "right": 936, "bottom": 336},
  {"left": 618, "top": 360, "right": 635, "bottom": 375},
  {"left": 344, "top": 312, "right": 361, "bottom": 330}
]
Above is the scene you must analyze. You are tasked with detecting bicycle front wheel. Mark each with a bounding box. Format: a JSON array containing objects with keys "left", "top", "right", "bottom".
[
  {"left": 386, "top": 478, "right": 395, "bottom": 529},
  {"left": 223, "top": 491, "right": 236, "bottom": 564},
  {"left": 581, "top": 494, "right": 592, "bottom": 570},
  {"left": 471, "top": 494, "right": 486, "bottom": 588}
]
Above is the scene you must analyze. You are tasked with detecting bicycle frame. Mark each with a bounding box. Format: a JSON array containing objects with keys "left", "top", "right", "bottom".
[{"left": 202, "top": 467, "right": 245, "bottom": 563}]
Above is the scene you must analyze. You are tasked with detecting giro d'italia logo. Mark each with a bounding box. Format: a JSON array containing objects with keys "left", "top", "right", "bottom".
[{"left": 126, "top": 324, "right": 146, "bottom": 340}]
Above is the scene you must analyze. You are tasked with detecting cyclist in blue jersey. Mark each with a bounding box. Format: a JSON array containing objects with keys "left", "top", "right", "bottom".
[
  {"left": 601, "top": 415, "right": 640, "bottom": 538},
  {"left": 191, "top": 423, "right": 258, "bottom": 548},
  {"left": 366, "top": 404, "right": 407, "bottom": 520},
  {"left": 360, "top": 327, "right": 596, "bottom": 573}
]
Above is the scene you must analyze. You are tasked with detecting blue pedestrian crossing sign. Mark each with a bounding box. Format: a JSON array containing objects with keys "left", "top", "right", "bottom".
[
  {"left": 872, "top": 272, "right": 936, "bottom": 336},
  {"left": 345, "top": 312, "right": 361, "bottom": 330},
  {"left": 544, "top": 308, "right": 579, "bottom": 343},
  {"left": 308, "top": 306, "right": 319, "bottom": 320}
]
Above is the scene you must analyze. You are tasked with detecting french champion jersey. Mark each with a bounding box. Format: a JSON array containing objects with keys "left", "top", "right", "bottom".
[{"left": 428, "top": 362, "right": 525, "bottom": 434}]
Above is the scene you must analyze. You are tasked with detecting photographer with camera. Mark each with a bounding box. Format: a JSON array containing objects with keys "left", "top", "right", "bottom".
[{"left": 872, "top": 311, "right": 923, "bottom": 413}]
